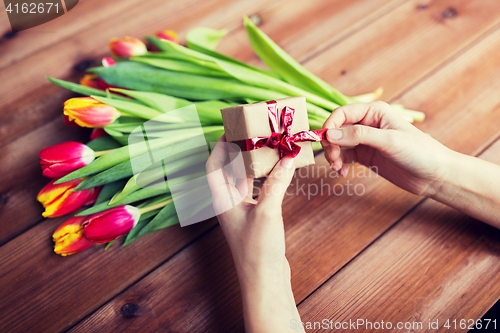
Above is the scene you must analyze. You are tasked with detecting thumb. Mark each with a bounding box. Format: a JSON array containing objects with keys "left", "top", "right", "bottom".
[
  {"left": 326, "top": 125, "right": 392, "bottom": 151},
  {"left": 257, "top": 157, "right": 295, "bottom": 210}
]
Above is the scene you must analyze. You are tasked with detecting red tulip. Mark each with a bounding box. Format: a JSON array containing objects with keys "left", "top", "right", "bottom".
[
  {"left": 109, "top": 37, "right": 147, "bottom": 57},
  {"left": 102, "top": 57, "right": 116, "bottom": 67},
  {"left": 64, "top": 97, "right": 120, "bottom": 128},
  {"left": 37, "top": 178, "right": 100, "bottom": 218},
  {"left": 53, "top": 216, "right": 95, "bottom": 256},
  {"left": 40, "top": 141, "right": 95, "bottom": 178},
  {"left": 156, "top": 30, "right": 179, "bottom": 44},
  {"left": 83, "top": 205, "right": 140, "bottom": 244}
]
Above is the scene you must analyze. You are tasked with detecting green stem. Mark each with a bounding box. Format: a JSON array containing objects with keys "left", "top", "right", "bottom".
[
  {"left": 138, "top": 198, "right": 173, "bottom": 214},
  {"left": 94, "top": 149, "right": 116, "bottom": 157}
]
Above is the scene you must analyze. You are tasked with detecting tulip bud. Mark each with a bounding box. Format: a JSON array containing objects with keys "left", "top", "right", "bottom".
[
  {"left": 83, "top": 205, "right": 140, "bottom": 244},
  {"left": 79, "top": 74, "right": 102, "bottom": 90},
  {"left": 109, "top": 37, "right": 147, "bottom": 57},
  {"left": 37, "top": 178, "right": 100, "bottom": 218},
  {"left": 40, "top": 141, "right": 95, "bottom": 178},
  {"left": 156, "top": 30, "right": 179, "bottom": 44},
  {"left": 102, "top": 57, "right": 117, "bottom": 67},
  {"left": 53, "top": 216, "right": 95, "bottom": 256},
  {"left": 64, "top": 97, "right": 120, "bottom": 128}
]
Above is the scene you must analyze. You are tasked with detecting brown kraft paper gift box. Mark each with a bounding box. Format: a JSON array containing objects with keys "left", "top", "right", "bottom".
[{"left": 220, "top": 96, "right": 315, "bottom": 178}]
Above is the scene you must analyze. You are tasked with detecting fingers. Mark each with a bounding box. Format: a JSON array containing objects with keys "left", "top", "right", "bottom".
[
  {"left": 236, "top": 177, "right": 255, "bottom": 202},
  {"left": 206, "top": 135, "right": 229, "bottom": 193},
  {"left": 325, "top": 125, "right": 394, "bottom": 152},
  {"left": 257, "top": 157, "right": 295, "bottom": 210},
  {"left": 206, "top": 135, "right": 242, "bottom": 214},
  {"left": 322, "top": 101, "right": 406, "bottom": 130}
]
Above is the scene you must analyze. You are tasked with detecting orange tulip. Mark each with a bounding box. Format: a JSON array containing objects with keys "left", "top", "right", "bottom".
[
  {"left": 53, "top": 216, "right": 95, "bottom": 256},
  {"left": 37, "top": 178, "right": 100, "bottom": 218},
  {"left": 109, "top": 37, "right": 147, "bottom": 57},
  {"left": 64, "top": 97, "right": 120, "bottom": 128}
]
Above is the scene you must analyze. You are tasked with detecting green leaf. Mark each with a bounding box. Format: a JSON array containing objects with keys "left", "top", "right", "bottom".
[
  {"left": 111, "top": 89, "right": 191, "bottom": 113},
  {"left": 90, "top": 61, "right": 285, "bottom": 102},
  {"left": 46, "top": 77, "right": 130, "bottom": 101},
  {"left": 55, "top": 126, "right": 223, "bottom": 184},
  {"left": 186, "top": 27, "right": 227, "bottom": 51},
  {"left": 86, "top": 136, "right": 123, "bottom": 151},
  {"left": 93, "top": 95, "right": 183, "bottom": 122},
  {"left": 141, "top": 39, "right": 337, "bottom": 110},
  {"left": 123, "top": 215, "right": 154, "bottom": 246},
  {"left": 137, "top": 201, "right": 178, "bottom": 238},
  {"left": 109, "top": 153, "right": 207, "bottom": 204},
  {"left": 94, "top": 179, "right": 128, "bottom": 205},
  {"left": 132, "top": 57, "right": 230, "bottom": 78},
  {"left": 77, "top": 189, "right": 168, "bottom": 216},
  {"left": 112, "top": 89, "right": 226, "bottom": 124},
  {"left": 243, "top": 16, "right": 349, "bottom": 106},
  {"left": 150, "top": 35, "right": 280, "bottom": 79}
]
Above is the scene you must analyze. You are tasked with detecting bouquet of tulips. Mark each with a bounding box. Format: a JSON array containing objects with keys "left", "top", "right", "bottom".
[{"left": 39, "top": 17, "right": 424, "bottom": 256}]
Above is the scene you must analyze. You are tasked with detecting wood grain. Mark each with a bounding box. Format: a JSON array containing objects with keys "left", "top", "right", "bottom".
[
  {"left": 305, "top": 0, "right": 500, "bottom": 101},
  {"left": 298, "top": 139, "right": 500, "bottom": 332},
  {"left": 68, "top": 10, "right": 500, "bottom": 333}
]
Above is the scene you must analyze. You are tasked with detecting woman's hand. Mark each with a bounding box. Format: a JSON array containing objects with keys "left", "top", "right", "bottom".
[
  {"left": 322, "top": 101, "right": 500, "bottom": 228},
  {"left": 321, "top": 101, "right": 452, "bottom": 197},
  {"left": 206, "top": 135, "right": 304, "bottom": 333}
]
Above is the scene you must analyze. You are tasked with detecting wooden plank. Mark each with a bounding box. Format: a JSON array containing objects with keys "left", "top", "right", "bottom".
[
  {"left": 216, "top": 0, "right": 407, "bottom": 64},
  {"left": 0, "top": 0, "right": 143, "bottom": 70},
  {"left": 305, "top": 0, "right": 500, "bottom": 101},
  {"left": 68, "top": 14, "right": 500, "bottom": 333},
  {"left": 297, "top": 139, "right": 500, "bottom": 332}
]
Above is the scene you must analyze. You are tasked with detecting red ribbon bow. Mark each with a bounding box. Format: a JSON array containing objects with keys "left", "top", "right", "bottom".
[{"left": 232, "top": 101, "right": 327, "bottom": 158}]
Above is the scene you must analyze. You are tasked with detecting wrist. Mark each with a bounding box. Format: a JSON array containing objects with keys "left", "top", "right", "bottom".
[
  {"left": 427, "top": 148, "right": 463, "bottom": 201},
  {"left": 424, "top": 147, "right": 460, "bottom": 198}
]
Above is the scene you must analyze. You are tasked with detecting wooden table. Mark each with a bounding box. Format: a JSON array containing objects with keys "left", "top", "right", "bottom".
[{"left": 1, "top": 0, "right": 500, "bottom": 331}]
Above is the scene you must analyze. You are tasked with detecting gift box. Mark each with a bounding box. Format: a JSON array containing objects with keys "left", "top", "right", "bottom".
[{"left": 221, "top": 97, "right": 326, "bottom": 178}]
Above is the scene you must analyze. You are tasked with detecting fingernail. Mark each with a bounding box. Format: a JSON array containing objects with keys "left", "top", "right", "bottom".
[
  {"left": 280, "top": 157, "right": 294, "bottom": 169},
  {"left": 327, "top": 129, "right": 343, "bottom": 142}
]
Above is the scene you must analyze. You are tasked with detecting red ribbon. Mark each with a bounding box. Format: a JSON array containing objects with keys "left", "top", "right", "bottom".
[{"left": 231, "top": 101, "right": 327, "bottom": 158}]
